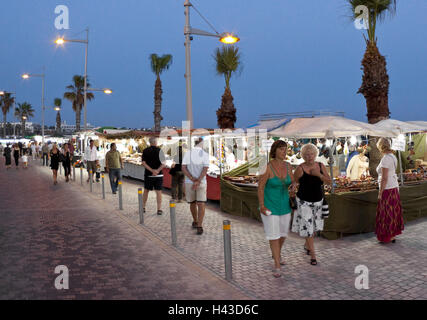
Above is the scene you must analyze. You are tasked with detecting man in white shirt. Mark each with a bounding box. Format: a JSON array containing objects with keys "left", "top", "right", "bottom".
[
  {"left": 84, "top": 139, "right": 98, "bottom": 183},
  {"left": 182, "top": 137, "right": 210, "bottom": 235}
]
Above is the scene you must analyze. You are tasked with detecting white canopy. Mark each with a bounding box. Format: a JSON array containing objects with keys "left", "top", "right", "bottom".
[
  {"left": 247, "top": 118, "right": 290, "bottom": 132},
  {"left": 268, "top": 116, "right": 396, "bottom": 138},
  {"left": 374, "top": 119, "right": 425, "bottom": 134},
  {"left": 406, "top": 121, "right": 427, "bottom": 131}
]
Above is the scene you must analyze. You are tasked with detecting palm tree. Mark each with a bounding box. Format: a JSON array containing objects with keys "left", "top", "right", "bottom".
[
  {"left": 214, "top": 45, "right": 242, "bottom": 129},
  {"left": 14, "top": 102, "right": 34, "bottom": 137},
  {"left": 63, "top": 75, "right": 94, "bottom": 132},
  {"left": 0, "top": 92, "right": 15, "bottom": 138},
  {"left": 149, "top": 54, "right": 172, "bottom": 132},
  {"left": 349, "top": 0, "right": 396, "bottom": 124},
  {"left": 348, "top": 0, "right": 396, "bottom": 177},
  {"left": 54, "top": 98, "right": 62, "bottom": 134}
]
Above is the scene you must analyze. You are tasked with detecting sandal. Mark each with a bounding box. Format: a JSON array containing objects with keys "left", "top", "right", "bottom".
[
  {"left": 157, "top": 210, "right": 163, "bottom": 215},
  {"left": 272, "top": 268, "right": 282, "bottom": 278},
  {"left": 197, "top": 227, "right": 203, "bottom": 235},
  {"left": 192, "top": 221, "right": 198, "bottom": 229},
  {"left": 310, "top": 259, "right": 318, "bottom": 266},
  {"left": 304, "top": 245, "right": 310, "bottom": 255}
]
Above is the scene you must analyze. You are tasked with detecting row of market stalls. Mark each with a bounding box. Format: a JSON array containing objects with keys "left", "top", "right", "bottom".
[
  {"left": 69, "top": 116, "right": 427, "bottom": 240},
  {"left": 220, "top": 116, "right": 427, "bottom": 239}
]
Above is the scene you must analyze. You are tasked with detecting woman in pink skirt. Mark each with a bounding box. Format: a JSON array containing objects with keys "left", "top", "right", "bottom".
[{"left": 375, "top": 138, "right": 404, "bottom": 243}]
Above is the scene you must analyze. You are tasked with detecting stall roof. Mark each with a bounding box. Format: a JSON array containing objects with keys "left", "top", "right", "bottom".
[
  {"left": 374, "top": 119, "right": 426, "bottom": 134},
  {"left": 247, "top": 118, "right": 290, "bottom": 132},
  {"left": 406, "top": 121, "right": 427, "bottom": 131},
  {"left": 268, "top": 116, "right": 396, "bottom": 138}
]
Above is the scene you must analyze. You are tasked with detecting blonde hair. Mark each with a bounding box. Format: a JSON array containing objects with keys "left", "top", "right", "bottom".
[
  {"left": 376, "top": 138, "right": 392, "bottom": 153},
  {"left": 300, "top": 143, "right": 319, "bottom": 160}
]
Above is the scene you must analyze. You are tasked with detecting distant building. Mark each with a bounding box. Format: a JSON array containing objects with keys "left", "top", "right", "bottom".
[{"left": 61, "top": 121, "right": 95, "bottom": 133}]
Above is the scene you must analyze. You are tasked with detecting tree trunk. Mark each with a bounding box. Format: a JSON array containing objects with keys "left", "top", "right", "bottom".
[
  {"left": 216, "top": 87, "right": 237, "bottom": 129},
  {"left": 56, "top": 111, "right": 61, "bottom": 134},
  {"left": 75, "top": 105, "right": 81, "bottom": 132},
  {"left": 358, "top": 41, "right": 391, "bottom": 178},
  {"left": 359, "top": 41, "right": 390, "bottom": 124},
  {"left": 153, "top": 75, "right": 163, "bottom": 132},
  {"left": 22, "top": 120, "right": 26, "bottom": 137}
]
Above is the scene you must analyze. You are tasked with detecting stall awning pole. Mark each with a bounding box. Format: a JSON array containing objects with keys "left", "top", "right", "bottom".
[{"left": 398, "top": 150, "right": 404, "bottom": 186}]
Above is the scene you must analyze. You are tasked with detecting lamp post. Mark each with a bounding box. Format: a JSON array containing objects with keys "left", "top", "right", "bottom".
[
  {"left": 183, "top": 0, "right": 239, "bottom": 129},
  {"left": 55, "top": 28, "right": 89, "bottom": 131},
  {"left": 22, "top": 72, "right": 45, "bottom": 143}
]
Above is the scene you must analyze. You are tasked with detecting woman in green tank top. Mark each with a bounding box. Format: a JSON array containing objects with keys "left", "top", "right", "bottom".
[{"left": 258, "top": 140, "right": 297, "bottom": 278}]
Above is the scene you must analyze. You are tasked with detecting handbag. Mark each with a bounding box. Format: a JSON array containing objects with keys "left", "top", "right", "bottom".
[
  {"left": 319, "top": 163, "right": 329, "bottom": 219},
  {"left": 58, "top": 153, "right": 65, "bottom": 162}
]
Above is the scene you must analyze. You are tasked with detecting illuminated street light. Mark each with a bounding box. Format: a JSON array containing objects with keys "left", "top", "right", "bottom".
[
  {"left": 55, "top": 28, "right": 89, "bottom": 132},
  {"left": 21, "top": 71, "right": 45, "bottom": 143},
  {"left": 184, "top": 0, "right": 240, "bottom": 128}
]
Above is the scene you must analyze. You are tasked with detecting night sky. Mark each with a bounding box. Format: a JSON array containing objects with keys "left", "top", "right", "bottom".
[{"left": 1, "top": 0, "right": 426, "bottom": 129}]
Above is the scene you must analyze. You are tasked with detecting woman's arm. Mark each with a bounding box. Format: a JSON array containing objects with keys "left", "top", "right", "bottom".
[
  {"left": 257, "top": 164, "right": 271, "bottom": 215},
  {"left": 378, "top": 167, "right": 389, "bottom": 200},
  {"left": 293, "top": 165, "right": 304, "bottom": 182},
  {"left": 319, "top": 163, "right": 332, "bottom": 185}
]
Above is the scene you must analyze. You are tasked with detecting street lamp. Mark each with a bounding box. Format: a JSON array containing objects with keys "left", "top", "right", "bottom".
[
  {"left": 184, "top": 0, "right": 240, "bottom": 129},
  {"left": 55, "top": 28, "right": 89, "bottom": 132},
  {"left": 21, "top": 71, "right": 45, "bottom": 143},
  {"left": 87, "top": 87, "right": 113, "bottom": 94}
]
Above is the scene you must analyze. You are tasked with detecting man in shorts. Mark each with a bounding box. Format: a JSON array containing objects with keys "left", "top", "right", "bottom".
[
  {"left": 182, "top": 137, "right": 210, "bottom": 235},
  {"left": 84, "top": 139, "right": 98, "bottom": 183},
  {"left": 141, "top": 137, "right": 165, "bottom": 215}
]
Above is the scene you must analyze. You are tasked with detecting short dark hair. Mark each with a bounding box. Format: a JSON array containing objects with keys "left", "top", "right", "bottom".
[
  {"left": 89, "top": 139, "right": 94, "bottom": 143},
  {"left": 270, "top": 140, "right": 287, "bottom": 159},
  {"left": 110, "top": 143, "right": 116, "bottom": 148}
]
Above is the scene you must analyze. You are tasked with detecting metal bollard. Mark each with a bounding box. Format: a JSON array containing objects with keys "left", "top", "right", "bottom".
[
  {"left": 223, "top": 220, "right": 232, "bottom": 281},
  {"left": 89, "top": 170, "right": 93, "bottom": 192},
  {"left": 73, "top": 166, "right": 76, "bottom": 181},
  {"left": 138, "top": 188, "right": 144, "bottom": 224},
  {"left": 59, "top": 164, "right": 62, "bottom": 175},
  {"left": 118, "top": 181, "right": 123, "bottom": 210},
  {"left": 80, "top": 167, "right": 83, "bottom": 185},
  {"left": 169, "top": 200, "right": 177, "bottom": 247},
  {"left": 101, "top": 174, "right": 105, "bottom": 199}
]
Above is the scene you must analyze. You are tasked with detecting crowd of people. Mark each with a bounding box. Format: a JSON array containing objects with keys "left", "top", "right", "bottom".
[{"left": 1, "top": 136, "right": 404, "bottom": 277}]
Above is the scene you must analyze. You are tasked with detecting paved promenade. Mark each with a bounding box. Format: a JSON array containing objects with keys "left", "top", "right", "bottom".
[{"left": 1, "top": 159, "right": 426, "bottom": 300}]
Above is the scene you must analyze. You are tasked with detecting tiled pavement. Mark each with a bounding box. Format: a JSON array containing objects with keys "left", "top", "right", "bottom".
[{"left": 1, "top": 159, "right": 426, "bottom": 300}]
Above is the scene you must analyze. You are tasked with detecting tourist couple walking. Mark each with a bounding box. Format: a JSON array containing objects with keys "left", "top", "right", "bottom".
[
  {"left": 258, "top": 139, "right": 403, "bottom": 278},
  {"left": 140, "top": 137, "right": 209, "bottom": 235}
]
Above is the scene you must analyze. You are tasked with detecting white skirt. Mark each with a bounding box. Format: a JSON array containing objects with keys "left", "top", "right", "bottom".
[
  {"left": 291, "top": 197, "right": 324, "bottom": 237},
  {"left": 260, "top": 213, "right": 291, "bottom": 240}
]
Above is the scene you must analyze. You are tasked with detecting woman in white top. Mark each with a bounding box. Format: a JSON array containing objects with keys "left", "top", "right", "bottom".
[{"left": 375, "top": 138, "right": 404, "bottom": 244}]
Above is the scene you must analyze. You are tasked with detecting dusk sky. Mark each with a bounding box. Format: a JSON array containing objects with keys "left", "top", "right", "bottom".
[{"left": 1, "top": 0, "right": 426, "bottom": 130}]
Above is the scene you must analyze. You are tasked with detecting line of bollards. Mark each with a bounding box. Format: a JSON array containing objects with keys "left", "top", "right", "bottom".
[
  {"left": 73, "top": 166, "right": 76, "bottom": 181},
  {"left": 73, "top": 168, "right": 233, "bottom": 282},
  {"left": 89, "top": 170, "right": 93, "bottom": 192}
]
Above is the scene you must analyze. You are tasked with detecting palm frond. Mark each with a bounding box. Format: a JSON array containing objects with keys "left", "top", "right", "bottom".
[{"left": 150, "top": 53, "right": 173, "bottom": 76}]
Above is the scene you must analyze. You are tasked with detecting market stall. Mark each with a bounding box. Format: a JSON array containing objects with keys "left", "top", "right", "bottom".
[{"left": 220, "top": 116, "right": 427, "bottom": 239}]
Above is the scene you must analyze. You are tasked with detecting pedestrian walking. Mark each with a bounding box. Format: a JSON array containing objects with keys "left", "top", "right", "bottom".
[
  {"left": 49, "top": 143, "right": 60, "bottom": 185},
  {"left": 18, "top": 141, "right": 23, "bottom": 156},
  {"left": 3, "top": 144, "right": 12, "bottom": 169},
  {"left": 22, "top": 150, "right": 28, "bottom": 169},
  {"left": 31, "top": 143, "right": 36, "bottom": 160},
  {"left": 62, "top": 143, "right": 72, "bottom": 182},
  {"left": 42, "top": 143, "right": 49, "bottom": 166},
  {"left": 170, "top": 140, "right": 185, "bottom": 202},
  {"left": 13, "top": 144, "right": 20, "bottom": 169},
  {"left": 105, "top": 143, "right": 123, "bottom": 194},
  {"left": 375, "top": 138, "right": 404, "bottom": 244},
  {"left": 258, "top": 140, "right": 296, "bottom": 278},
  {"left": 292, "top": 143, "right": 332, "bottom": 266},
  {"left": 182, "top": 137, "right": 210, "bottom": 235},
  {"left": 141, "top": 137, "right": 166, "bottom": 215},
  {"left": 84, "top": 139, "right": 98, "bottom": 183}
]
